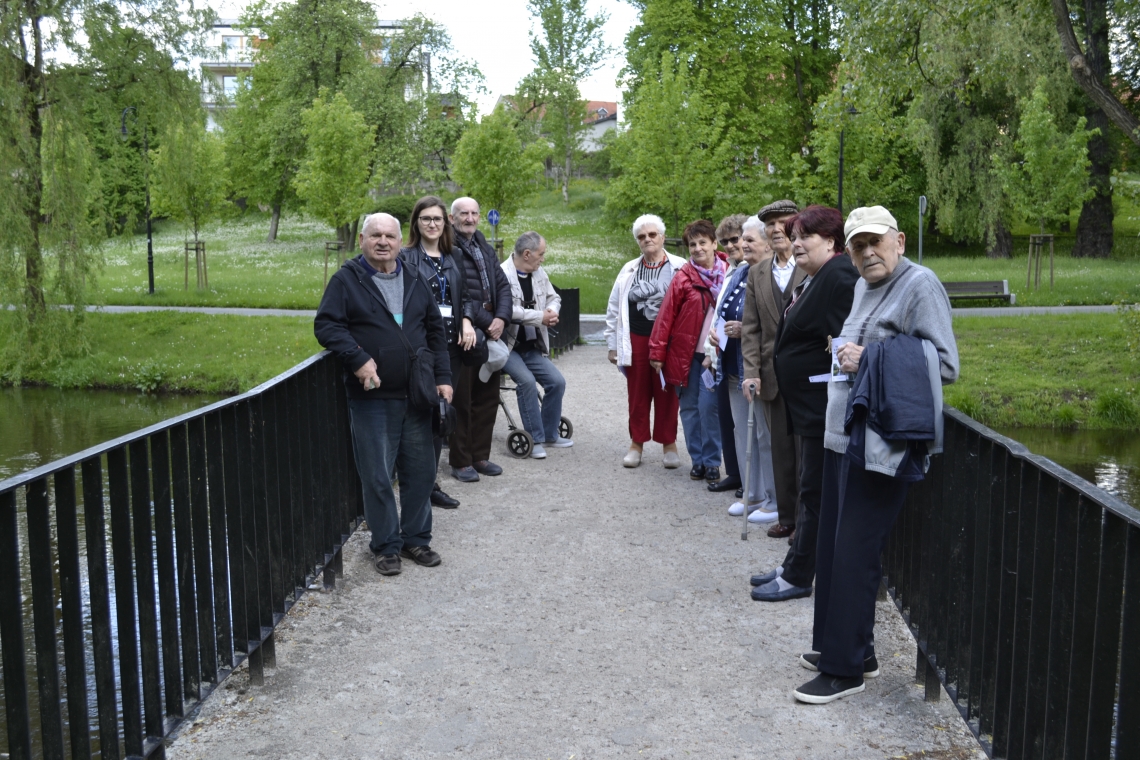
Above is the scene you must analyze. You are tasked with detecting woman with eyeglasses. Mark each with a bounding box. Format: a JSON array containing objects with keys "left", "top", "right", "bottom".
[
  {"left": 604, "top": 214, "right": 688, "bottom": 469},
  {"left": 400, "top": 195, "right": 477, "bottom": 509}
]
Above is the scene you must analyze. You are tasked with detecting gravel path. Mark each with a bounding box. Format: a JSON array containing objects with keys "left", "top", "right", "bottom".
[{"left": 168, "top": 345, "right": 984, "bottom": 760}]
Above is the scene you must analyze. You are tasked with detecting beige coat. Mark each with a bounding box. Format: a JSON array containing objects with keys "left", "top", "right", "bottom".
[
  {"left": 501, "top": 256, "right": 561, "bottom": 355},
  {"left": 740, "top": 255, "right": 806, "bottom": 402}
]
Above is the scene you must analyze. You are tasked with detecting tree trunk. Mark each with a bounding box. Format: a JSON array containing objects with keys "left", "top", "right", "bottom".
[
  {"left": 562, "top": 149, "right": 571, "bottom": 204},
  {"left": 22, "top": 16, "right": 47, "bottom": 320},
  {"left": 1072, "top": 0, "right": 1114, "bottom": 258},
  {"left": 267, "top": 204, "right": 281, "bottom": 242},
  {"left": 348, "top": 217, "right": 359, "bottom": 252},
  {"left": 1051, "top": 0, "right": 1140, "bottom": 147},
  {"left": 986, "top": 219, "right": 1013, "bottom": 259}
]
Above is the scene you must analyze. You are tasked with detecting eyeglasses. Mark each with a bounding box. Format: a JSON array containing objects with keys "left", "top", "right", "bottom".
[
  {"left": 718, "top": 236, "right": 740, "bottom": 247},
  {"left": 636, "top": 231, "right": 659, "bottom": 242},
  {"left": 419, "top": 216, "right": 444, "bottom": 226}
]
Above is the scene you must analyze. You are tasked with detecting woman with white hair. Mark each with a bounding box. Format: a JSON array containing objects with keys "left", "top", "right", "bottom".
[{"left": 605, "top": 214, "right": 688, "bottom": 468}]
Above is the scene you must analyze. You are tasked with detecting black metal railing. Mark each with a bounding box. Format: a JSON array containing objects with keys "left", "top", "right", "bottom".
[
  {"left": 0, "top": 351, "right": 362, "bottom": 760},
  {"left": 885, "top": 407, "right": 1140, "bottom": 760},
  {"left": 549, "top": 286, "right": 580, "bottom": 357}
]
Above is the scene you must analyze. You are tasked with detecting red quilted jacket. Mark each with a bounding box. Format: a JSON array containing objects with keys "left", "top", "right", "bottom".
[{"left": 648, "top": 253, "right": 726, "bottom": 387}]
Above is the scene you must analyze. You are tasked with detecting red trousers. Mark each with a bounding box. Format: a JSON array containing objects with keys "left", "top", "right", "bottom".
[{"left": 626, "top": 332, "right": 679, "bottom": 445}]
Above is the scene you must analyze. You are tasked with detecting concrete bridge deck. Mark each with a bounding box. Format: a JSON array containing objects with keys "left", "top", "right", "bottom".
[{"left": 168, "top": 346, "right": 984, "bottom": 760}]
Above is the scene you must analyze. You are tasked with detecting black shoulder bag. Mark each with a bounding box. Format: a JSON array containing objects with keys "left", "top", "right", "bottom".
[{"left": 392, "top": 325, "right": 439, "bottom": 411}]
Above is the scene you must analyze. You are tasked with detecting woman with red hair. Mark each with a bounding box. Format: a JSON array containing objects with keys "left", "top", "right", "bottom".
[
  {"left": 649, "top": 219, "right": 729, "bottom": 482},
  {"left": 750, "top": 206, "right": 858, "bottom": 603}
]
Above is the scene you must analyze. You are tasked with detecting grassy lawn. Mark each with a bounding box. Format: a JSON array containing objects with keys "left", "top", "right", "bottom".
[
  {"left": 4, "top": 312, "right": 321, "bottom": 394},
  {"left": 91, "top": 186, "right": 1140, "bottom": 313},
  {"left": 948, "top": 311, "right": 1140, "bottom": 430}
]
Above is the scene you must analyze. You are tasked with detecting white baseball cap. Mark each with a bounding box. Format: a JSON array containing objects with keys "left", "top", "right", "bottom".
[{"left": 844, "top": 206, "right": 898, "bottom": 244}]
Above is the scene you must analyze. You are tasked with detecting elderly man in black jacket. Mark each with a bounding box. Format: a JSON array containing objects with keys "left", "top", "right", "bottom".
[
  {"left": 448, "top": 196, "right": 513, "bottom": 482},
  {"left": 315, "top": 213, "right": 452, "bottom": 577}
]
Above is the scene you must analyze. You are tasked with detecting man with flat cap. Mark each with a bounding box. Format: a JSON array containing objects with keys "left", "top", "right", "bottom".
[{"left": 740, "top": 199, "right": 804, "bottom": 541}]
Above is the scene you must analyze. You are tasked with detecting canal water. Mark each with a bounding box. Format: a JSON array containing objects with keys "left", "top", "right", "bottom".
[
  {"left": 995, "top": 427, "right": 1140, "bottom": 509},
  {"left": 1, "top": 387, "right": 223, "bottom": 759}
]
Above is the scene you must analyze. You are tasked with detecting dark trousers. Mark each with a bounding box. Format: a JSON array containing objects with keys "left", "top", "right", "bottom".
[
  {"left": 764, "top": 392, "right": 800, "bottom": 527},
  {"left": 449, "top": 362, "right": 500, "bottom": 467},
  {"left": 715, "top": 378, "right": 739, "bottom": 481},
  {"left": 781, "top": 435, "right": 823, "bottom": 588},
  {"left": 348, "top": 399, "right": 434, "bottom": 556},
  {"left": 815, "top": 449, "right": 910, "bottom": 678}
]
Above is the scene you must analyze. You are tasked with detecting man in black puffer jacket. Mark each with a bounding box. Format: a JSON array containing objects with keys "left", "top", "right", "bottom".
[
  {"left": 448, "top": 196, "right": 513, "bottom": 482},
  {"left": 315, "top": 213, "right": 452, "bottom": 577}
]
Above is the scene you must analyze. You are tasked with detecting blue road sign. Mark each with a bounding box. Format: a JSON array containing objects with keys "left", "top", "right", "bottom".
[{"left": 487, "top": 209, "right": 501, "bottom": 226}]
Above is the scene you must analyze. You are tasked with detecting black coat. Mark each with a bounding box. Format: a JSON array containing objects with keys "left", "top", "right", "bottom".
[
  {"left": 455, "top": 230, "right": 512, "bottom": 331},
  {"left": 399, "top": 244, "right": 476, "bottom": 343},
  {"left": 314, "top": 256, "right": 451, "bottom": 401},
  {"left": 773, "top": 253, "right": 858, "bottom": 436}
]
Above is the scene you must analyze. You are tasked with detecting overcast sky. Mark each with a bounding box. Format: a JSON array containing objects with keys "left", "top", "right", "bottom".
[{"left": 215, "top": 0, "right": 640, "bottom": 116}]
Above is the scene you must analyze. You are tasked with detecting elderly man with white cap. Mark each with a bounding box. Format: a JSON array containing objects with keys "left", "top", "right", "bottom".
[{"left": 791, "top": 205, "right": 958, "bottom": 705}]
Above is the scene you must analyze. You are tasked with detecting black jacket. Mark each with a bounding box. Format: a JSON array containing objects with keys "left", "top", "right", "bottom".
[
  {"left": 773, "top": 253, "right": 858, "bottom": 436},
  {"left": 314, "top": 256, "right": 451, "bottom": 401},
  {"left": 455, "top": 230, "right": 512, "bottom": 331},
  {"left": 399, "top": 244, "right": 475, "bottom": 344}
]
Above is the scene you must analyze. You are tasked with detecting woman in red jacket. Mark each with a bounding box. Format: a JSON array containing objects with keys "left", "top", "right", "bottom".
[{"left": 649, "top": 219, "right": 729, "bottom": 482}]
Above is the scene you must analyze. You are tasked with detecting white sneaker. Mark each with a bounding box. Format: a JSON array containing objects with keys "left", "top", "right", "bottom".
[
  {"left": 748, "top": 505, "right": 780, "bottom": 524},
  {"left": 545, "top": 437, "right": 574, "bottom": 448},
  {"left": 530, "top": 444, "right": 547, "bottom": 459},
  {"left": 728, "top": 501, "right": 766, "bottom": 517}
]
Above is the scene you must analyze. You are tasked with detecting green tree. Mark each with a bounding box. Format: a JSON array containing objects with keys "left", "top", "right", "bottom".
[
  {"left": 151, "top": 121, "right": 230, "bottom": 245},
  {"left": 604, "top": 57, "right": 730, "bottom": 234},
  {"left": 293, "top": 91, "right": 376, "bottom": 246},
  {"left": 452, "top": 107, "right": 545, "bottom": 221},
  {"left": 1002, "top": 79, "right": 1096, "bottom": 235},
  {"left": 0, "top": 0, "right": 209, "bottom": 366},
  {"left": 525, "top": 0, "right": 612, "bottom": 203}
]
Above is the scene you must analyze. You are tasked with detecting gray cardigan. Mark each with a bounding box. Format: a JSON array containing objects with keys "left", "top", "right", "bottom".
[{"left": 824, "top": 257, "right": 959, "bottom": 455}]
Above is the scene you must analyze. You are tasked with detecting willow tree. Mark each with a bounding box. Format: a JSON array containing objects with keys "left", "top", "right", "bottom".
[{"left": 0, "top": 0, "right": 208, "bottom": 360}]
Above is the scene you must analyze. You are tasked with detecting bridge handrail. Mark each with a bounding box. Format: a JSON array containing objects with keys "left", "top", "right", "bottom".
[{"left": 887, "top": 406, "right": 1140, "bottom": 759}]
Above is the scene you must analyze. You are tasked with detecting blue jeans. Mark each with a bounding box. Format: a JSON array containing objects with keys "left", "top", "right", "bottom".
[
  {"left": 348, "top": 399, "right": 435, "bottom": 556},
  {"left": 677, "top": 354, "right": 722, "bottom": 468},
  {"left": 502, "top": 348, "right": 566, "bottom": 443}
]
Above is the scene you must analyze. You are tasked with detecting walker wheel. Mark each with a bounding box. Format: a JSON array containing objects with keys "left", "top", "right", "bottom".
[
  {"left": 507, "top": 430, "right": 533, "bottom": 459},
  {"left": 558, "top": 417, "right": 573, "bottom": 440}
]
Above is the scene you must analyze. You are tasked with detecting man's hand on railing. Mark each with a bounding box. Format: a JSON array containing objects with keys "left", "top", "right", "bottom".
[{"left": 354, "top": 358, "right": 381, "bottom": 391}]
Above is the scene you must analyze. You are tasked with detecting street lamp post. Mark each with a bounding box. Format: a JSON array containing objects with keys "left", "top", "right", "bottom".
[
  {"left": 837, "top": 105, "right": 858, "bottom": 216},
  {"left": 121, "top": 107, "right": 155, "bottom": 295}
]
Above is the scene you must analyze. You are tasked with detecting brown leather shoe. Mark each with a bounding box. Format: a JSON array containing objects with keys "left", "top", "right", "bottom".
[{"left": 767, "top": 523, "right": 794, "bottom": 539}]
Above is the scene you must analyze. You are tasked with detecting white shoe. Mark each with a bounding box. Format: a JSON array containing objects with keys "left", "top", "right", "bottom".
[
  {"left": 662, "top": 450, "right": 681, "bottom": 469},
  {"left": 623, "top": 448, "right": 642, "bottom": 468},
  {"left": 748, "top": 506, "right": 780, "bottom": 524},
  {"left": 728, "top": 501, "right": 766, "bottom": 517},
  {"left": 530, "top": 444, "right": 547, "bottom": 459},
  {"left": 545, "top": 437, "right": 574, "bottom": 448}
]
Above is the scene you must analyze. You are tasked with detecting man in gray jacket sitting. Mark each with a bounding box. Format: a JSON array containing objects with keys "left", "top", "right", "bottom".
[{"left": 500, "top": 231, "right": 572, "bottom": 460}]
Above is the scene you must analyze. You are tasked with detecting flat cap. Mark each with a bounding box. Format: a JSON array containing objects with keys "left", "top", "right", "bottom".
[{"left": 757, "top": 199, "right": 799, "bottom": 221}]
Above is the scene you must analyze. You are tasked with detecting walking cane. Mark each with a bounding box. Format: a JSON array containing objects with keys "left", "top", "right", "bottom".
[{"left": 742, "top": 383, "right": 757, "bottom": 541}]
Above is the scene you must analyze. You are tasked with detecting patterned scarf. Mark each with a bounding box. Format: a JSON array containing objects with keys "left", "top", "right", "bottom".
[{"left": 691, "top": 257, "right": 727, "bottom": 300}]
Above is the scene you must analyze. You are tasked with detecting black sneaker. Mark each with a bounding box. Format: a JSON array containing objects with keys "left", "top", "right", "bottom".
[
  {"left": 430, "top": 484, "right": 460, "bottom": 508},
  {"left": 793, "top": 673, "right": 865, "bottom": 704},
  {"left": 800, "top": 652, "right": 879, "bottom": 678},
  {"left": 703, "top": 466, "right": 720, "bottom": 483},
  {"left": 373, "top": 554, "right": 402, "bottom": 576},
  {"left": 400, "top": 545, "right": 442, "bottom": 567},
  {"left": 689, "top": 464, "right": 706, "bottom": 480}
]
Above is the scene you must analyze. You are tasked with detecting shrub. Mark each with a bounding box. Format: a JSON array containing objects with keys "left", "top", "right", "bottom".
[
  {"left": 1052, "top": 403, "right": 1080, "bottom": 429},
  {"left": 1094, "top": 390, "right": 1140, "bottom": 429},
  {"left": 371, "top": 194, "right": 418, "bottom": 225}
]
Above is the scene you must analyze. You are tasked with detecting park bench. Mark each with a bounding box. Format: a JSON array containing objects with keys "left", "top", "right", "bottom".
[{"left": 940, "top": 279, "right": 1016, "bottom": 305}]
